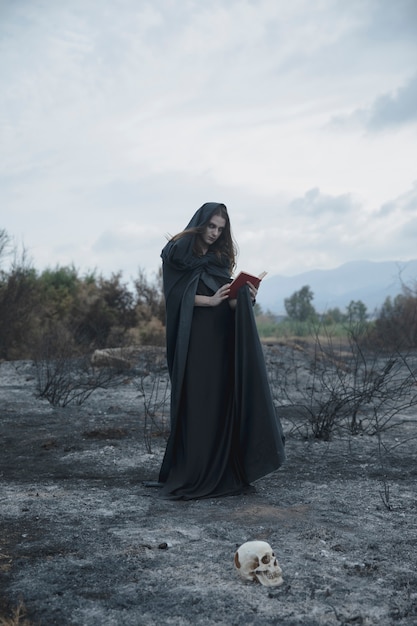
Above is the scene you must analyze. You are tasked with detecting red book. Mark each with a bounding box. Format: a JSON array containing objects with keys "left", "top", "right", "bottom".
[{"left": 228, "top": 271, "right": 267, "bottom": 299}]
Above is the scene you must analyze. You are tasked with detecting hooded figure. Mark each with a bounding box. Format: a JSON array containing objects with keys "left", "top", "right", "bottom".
[{"left": 157, "top": 203, "right": 285, "bottom": 499}]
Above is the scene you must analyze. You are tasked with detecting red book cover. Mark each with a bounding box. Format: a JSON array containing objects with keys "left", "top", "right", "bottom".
[{"left": 228, "top": 271, "right": 267, "bottom": 299}]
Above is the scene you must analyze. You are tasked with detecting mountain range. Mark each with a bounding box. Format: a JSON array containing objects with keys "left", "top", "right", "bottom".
[{"left": 256, "top": 259, "right": 417, "bottom": 316}]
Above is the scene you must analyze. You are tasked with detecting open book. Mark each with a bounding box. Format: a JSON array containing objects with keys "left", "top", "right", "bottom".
[{"left": 228, "top": 271, "right": 267, "bottom": 299}]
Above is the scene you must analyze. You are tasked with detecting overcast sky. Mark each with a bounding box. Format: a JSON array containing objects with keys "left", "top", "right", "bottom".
[{"left": 1, "top": 0, "right": 417, "bottom": 284}]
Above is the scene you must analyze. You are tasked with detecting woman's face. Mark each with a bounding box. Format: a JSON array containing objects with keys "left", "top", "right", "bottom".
[{"left": 201, "top": 214, "right": 226, "bottom": 247}]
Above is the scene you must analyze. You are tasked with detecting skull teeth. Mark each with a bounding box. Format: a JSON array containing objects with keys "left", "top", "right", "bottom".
[{"left": 256, "top": 571, "right": 281, "bottom": 580}]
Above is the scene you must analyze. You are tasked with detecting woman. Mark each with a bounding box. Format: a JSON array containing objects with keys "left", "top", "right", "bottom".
[{"left": 157, "top": 202, "right": 285, "bottom": 500}]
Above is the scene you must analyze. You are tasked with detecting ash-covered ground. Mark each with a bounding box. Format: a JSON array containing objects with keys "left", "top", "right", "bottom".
[{"left": 1, "top": 346, "right": 416, "bottom": 625}]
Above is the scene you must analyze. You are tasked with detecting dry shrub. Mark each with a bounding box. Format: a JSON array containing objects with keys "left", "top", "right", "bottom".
[
  {"left": 137, "top": 317, "right": 165, "bottom": 346},
  {"left": 0, "top": 602, "right": 33, "bottom": 626},
  {"left": 268, "top": 324, "right": 417, "bottom": 441},
  {"left": 34, "top": 326, "right": 125, "bottom": 407},
  {"left": 132, "top": 346, "right": 170, "bottom": 452}
]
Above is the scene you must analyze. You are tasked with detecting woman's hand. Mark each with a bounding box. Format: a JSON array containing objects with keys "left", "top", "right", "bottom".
[
  {"left": 211, "top": 283, "right": 231, "bottom": 306},
  {"left": 194, "top": 284, "right": 231, "bottom": 307}
]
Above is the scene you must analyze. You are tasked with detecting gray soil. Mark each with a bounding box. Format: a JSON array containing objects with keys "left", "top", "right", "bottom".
[{"left": 1, "top": 346, "right": 416, "bottom": 626}]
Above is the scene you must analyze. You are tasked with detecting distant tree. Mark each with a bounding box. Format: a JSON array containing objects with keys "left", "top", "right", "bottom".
[
  {"left": 38, "top": 265, "right": 80, "bottom": 318},
  {"left": 369, "top": 289, "right": 417, "bottom": 349},
  {"left": 134, "top": 268, "right": 165, "bottom": 325},
  {"left": 0, "top": 249, "right": 39, "bottom": 359},
  {"left": 73, "top": 272, "right": 137, "bottom": 348},
  {"left": 253, "top": 301, "right": 263, "bottom": 317},
  {"left": 322, "top": 307, "right": 346, "bottom": 325},
  {"left": 130, "top": 268, "right": 165, "bottom": 345},
  {"left": 379, "top": 295, "right": 394, "bottom": 318},
  {"left": 0, "top": 228, "right": 12, "bottom": 265},
  {"left": 284, "top": 285, "right": 316, "bottom": 322},
  {"left": 346, "top": 300, "right": 367, "bottom": 323},
  {"left": 37, "top": 267, "right": 138, "bottom": 350},
  {"left": 100, "top": 272, "right": 137, "bottom": 329}
]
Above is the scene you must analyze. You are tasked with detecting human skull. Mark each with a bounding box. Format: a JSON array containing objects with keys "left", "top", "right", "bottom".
[{"left": 234, "top": 540, "right": 283, "bottom": 587}]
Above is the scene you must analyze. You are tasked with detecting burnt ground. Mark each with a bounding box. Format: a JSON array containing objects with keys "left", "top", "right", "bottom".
[{"left": 0, "top": 348, "right": 417, "bottom": 626}]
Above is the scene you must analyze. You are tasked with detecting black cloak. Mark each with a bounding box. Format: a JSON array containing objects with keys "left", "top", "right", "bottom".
[{"left": 158, "top": 202, "right": 285, "bottom": 497}]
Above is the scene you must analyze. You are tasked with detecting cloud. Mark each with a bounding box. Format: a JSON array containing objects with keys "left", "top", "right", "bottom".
[
  {"left": 240, "top": 183, "right": 417, "bottom": 277},
  {"left": 331, "top": 73, "right": 417, "bottom": 131},
  {"left": 366, "top": 74, "right": 417, "bottom": 129},
  {"left": 289, "top": 188, "right": 358, "bottom": 217},
  {"left": 378, "top": 181, "right": 417, "bottom": 216},
  {"left": 401, "top": 216, "right": 417, "bottom": 239},
  {"left": 363, "top": 0, "right": 417, "bottom": 44},
  {"left": 1, "top": 0, "right": 417, "bottom": 283}
]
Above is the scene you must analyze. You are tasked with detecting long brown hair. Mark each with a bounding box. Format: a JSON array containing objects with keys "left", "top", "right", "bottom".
[{"left": 171, "top": 205, "right": 237, "bottom": 272}]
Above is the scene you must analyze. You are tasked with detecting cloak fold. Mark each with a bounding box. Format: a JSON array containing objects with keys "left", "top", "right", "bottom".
[{"left": 234, "top": 288, "right": 286, "bottom": 482}]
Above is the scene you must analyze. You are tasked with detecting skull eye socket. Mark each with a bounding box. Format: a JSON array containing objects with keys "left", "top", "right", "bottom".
[{"left": 261, "top": 554, "right": 271, "bottom": 565}]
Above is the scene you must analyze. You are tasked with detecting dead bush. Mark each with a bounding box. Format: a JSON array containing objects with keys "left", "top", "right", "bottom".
[
  {"left": 132, "top": 347, "right": 170, "bottom": 453},
  {"left": 34, "top": 327, "right": 125, "bottom": 407},
  {"left": 268, "top": 324, "right": 417, "bottom": 441}
]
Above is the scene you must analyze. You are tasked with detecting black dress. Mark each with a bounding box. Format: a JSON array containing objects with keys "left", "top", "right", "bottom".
[{"left": 160, "top": 280, "right": 247, "bottom": 499}]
